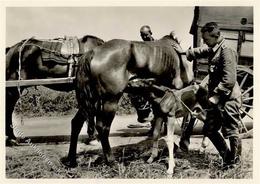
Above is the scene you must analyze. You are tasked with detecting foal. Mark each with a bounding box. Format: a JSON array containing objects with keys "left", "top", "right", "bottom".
[{"left": 127, "top": 79, "right": 208, "bottom": 175}]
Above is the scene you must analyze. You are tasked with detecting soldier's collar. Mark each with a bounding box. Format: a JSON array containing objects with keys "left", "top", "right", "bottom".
[{"left": 212, "top": 37, "right": 225, "bottom": 53}]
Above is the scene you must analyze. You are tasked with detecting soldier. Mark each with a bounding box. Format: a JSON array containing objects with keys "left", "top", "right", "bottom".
[
  {"left": 140, "top": 25, "right": 155, "bottom": 41},
  {"left": 186, "top": 22, "right": 242, "bottom": 169},
  {"left": 128, "top": 25, "right": 155, "bottom": 128}
]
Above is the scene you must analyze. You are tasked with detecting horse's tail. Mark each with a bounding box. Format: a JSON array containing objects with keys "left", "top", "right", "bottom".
[
  {"left": 76, "top": 50, "right": 96, "bottom": 121},
  {"left": 6, "top": 43, "right": 21, "bottom": 80}
]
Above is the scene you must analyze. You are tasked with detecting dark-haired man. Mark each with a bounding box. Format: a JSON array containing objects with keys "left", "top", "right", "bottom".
[{"left": 186, "top": 22, "right": 242, "bottom": 169}]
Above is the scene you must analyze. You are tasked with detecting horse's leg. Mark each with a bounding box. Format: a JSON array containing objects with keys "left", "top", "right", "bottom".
[
  {"left": 171, "top": 57, "right": 183, "bottom": 89},
  {"left": 165, "top": 116, "right": 176, "bottom": 175},
  {"left": 147, "top": 116, "right": 163, "bottom": 163},
  {"left": 95, "top": 96, "right": 119, "bottom": 165},
  {"left": 6, "top": 87, "right": 20, "bottom": 146},
  {"left": 199, "top": 136, "right": 210, "bottom": 154},
  {"left": 85, "top": 117, "right": 98, "bottom": 145},
  {"left": 179, "top": 114, "right": 195, "bottom": 152},
  {"left": 61, "top": 110, "right": 85, "bottom": 167}
]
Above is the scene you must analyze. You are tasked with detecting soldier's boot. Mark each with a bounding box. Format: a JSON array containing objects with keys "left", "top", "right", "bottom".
[
  {"left": 207, "top": 132, "right": 231, "bottom": 166},
  {"left": 227, "top": 136, "right": 242, "bottom": 169}
]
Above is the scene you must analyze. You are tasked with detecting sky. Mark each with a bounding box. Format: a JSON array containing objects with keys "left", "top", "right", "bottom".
[
  {"left": 3, "top": 4, "right": 260, "bottom": 181},
  {"left": 6, "top": 7, "right": 194, "bottom": 50}
]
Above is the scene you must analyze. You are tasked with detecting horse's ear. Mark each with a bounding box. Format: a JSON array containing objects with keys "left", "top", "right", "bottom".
[{"left": 6, "top": 47, "right": 10, "bottom": 54}]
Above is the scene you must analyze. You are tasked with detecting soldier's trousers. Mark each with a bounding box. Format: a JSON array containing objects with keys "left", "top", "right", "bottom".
[{"left": 203, "top": 97, "right": 242, "bottom": 138}]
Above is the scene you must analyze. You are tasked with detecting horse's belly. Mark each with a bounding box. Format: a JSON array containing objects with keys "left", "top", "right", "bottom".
[{"left": 91, "top": 62, "right": 129, "bottom": 96}]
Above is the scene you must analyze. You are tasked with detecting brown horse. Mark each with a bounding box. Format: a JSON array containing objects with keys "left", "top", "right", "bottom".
[
  {"left": 6, "top": 35, "right": 104, "bottom": 145},
  {"left": 61, "top": 35, "right": 194, "bottom": 174}
]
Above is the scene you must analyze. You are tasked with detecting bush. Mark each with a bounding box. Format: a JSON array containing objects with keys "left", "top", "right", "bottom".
[{"left": 15, "top": 86, "right": 135, "bottom": 117}]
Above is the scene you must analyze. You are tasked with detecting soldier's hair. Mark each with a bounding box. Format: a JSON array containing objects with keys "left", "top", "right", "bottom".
[
  {"left": 140, "top": 25, "right": 152, "bottom": 34},
  {"left": 201, "top": 22, "right": 220, "bottom": 38}
]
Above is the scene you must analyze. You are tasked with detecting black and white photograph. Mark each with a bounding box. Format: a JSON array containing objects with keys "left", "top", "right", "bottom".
[{"left": 3, "top": 1, "right": 256, "bottom": 181}]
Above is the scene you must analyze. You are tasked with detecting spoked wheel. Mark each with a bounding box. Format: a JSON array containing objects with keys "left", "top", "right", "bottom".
[
  {"left": 198, "top": 65, "right": 253, "bottom": 120},
  {"left": 185, "top": 65, "right": 253, "bottom": 136},
  {"left": 237, "top": 65, "right": 253, "bottom": 120},
  {"left": 179, "top": 66, "right": 254, "bottom": 152}
]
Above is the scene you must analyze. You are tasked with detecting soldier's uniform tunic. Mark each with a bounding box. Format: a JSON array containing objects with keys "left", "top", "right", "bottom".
[{"left": 187, "top": 37, "right": 242, "bottom": 138}]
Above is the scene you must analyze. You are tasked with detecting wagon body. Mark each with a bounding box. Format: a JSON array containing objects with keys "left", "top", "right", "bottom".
[
  {"left": 190, "top": 6, "right": 253, "bottom": 81},
  {"left": 189, "top": 6, "right": 253, "bottom": 122}
]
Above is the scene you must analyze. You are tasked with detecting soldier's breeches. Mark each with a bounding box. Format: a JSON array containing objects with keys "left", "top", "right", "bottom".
[
  {"left": 221, "top": 99, "right": 242, "bottom": 138},
  {"left": 203, "top": 98, "right": 241, "bottom": 138}
]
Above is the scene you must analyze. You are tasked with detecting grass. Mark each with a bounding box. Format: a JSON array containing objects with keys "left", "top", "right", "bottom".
[
  {"left": 9, "top": 85, "right": 253, "bottom": 179},
  {"left": 15, "top": 86, "right": 135, "bottom": 117},
  {"left": 6, "top": 138, "right": 253, "bottom": 179}
]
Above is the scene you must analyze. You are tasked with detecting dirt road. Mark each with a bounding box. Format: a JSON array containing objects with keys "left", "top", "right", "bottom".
[{"left": 6, "top": 114, "right": 253, "bottom": 178}]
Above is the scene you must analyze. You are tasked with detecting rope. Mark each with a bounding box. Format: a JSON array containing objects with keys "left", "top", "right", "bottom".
[
  {"left": 152, "top": 84, "right": 207, "bottom": 122},
  {"left": 17, "top": 37, "right": 34, "bottom": 125},
  {"left": 22, "top": 43, "right": 83, "bottom": 58},
  {"left": 174, "top": 93, "right": 194, "bottom": 115}
]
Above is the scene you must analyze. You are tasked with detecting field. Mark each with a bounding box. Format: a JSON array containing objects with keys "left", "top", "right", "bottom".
[
  {"left": 7, "top": 87, "right": 253, "bottom": 179},
  {"left": 6, "top": 134, "right": 253, "bottom": 179}
]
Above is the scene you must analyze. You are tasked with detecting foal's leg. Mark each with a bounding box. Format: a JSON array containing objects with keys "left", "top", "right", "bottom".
[
  {"left": 62, "top": 110, "right": 85, "bottom": 167},
  {"left": 96, "top": 97, "right": 119, "bottom": 164},
  {"left": 165, "top": 116, "right": 176, "bottom": 175},
  {"left": 147, "top": 116, "right": 163, "bottom": 163}
]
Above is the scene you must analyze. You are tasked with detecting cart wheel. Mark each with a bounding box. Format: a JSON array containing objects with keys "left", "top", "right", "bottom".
[
  {"left": 188, "top": 66, "right": 253, "bottom": 134},
  {"left": 237, "top": 65, "right": 253, "bottom": 119},
  {"left": 179, "top": 66, "right": 253, "bottom": 151},
  {"left": 198, "top": 65, "right": 253, "bottom": 119}
]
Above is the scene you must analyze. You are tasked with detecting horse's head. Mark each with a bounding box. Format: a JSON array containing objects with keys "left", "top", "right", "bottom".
[
  {"left": 79, "top": 35, "right": 105, "bottom": 53},
  {"left": 172, "top": 84, "right": 209, "bottom": 118},
  {"left": 188, "top": 84, "right": 210, "bottom": 121},
  {"left": 160, "top": 34, "right": 194, "bottom": 88},
  {"left": 195, "top": 85, "right": 210, "bottom": 109}
]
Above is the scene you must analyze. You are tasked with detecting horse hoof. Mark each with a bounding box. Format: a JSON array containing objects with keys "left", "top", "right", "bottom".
[
  {"left": 166, "top": 169, "right": 174, "bottom": 176},
  {"left": 60, "top": 157, "right": 78, "bottom": 168},
  {"left": 166, "top": 173, "right": 173, "bottom": 178},
  {"left": 147, "top": 157, "right": 154, "bottom": 164},
  {"left": 6, "top": 139, "right": 19, "bottom": 146},
  {"left": 105, "top": 157, "right": 116, "bottom": 167},
  {"left": 106, "top": 160, "right": 115, "bottom": 167}
]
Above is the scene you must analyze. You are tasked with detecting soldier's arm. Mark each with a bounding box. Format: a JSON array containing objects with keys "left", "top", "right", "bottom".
[
  {"left": 185, "top": 46, "right": 212, "bottom": 61},
  {"left": 214, "top": 47, "right": 237, "bottom": 96}
]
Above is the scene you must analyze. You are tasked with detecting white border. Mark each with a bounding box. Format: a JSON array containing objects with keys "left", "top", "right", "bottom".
[{"left": 1, "top": 1, "right": 259, "bottom": 184}]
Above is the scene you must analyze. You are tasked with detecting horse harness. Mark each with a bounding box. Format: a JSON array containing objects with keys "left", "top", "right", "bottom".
[
  {"left": 127, "top": 78, "right": 199, "bottom": 118},
  {"left": 19, "top": 36, "right": 83, "bottom": 78}
]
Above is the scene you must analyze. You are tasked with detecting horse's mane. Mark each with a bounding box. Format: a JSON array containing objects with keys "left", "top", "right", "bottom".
[
  {"left": 81, "top": 35, "right": 105, "bottom": 45},
  {"left": 161, "top": 35, "right": 172, "bottom": 40},
  {"left": 160, "top": 35, "right": 179, "bottom": 45}
]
